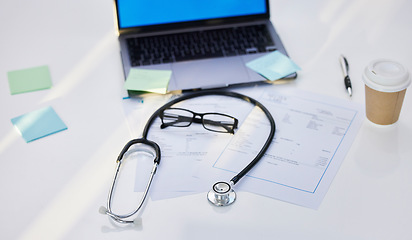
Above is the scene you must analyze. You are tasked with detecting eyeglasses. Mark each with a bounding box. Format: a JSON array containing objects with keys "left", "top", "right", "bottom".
[{"left": 159, "top": 107, "right": 238, "bottom": 134}]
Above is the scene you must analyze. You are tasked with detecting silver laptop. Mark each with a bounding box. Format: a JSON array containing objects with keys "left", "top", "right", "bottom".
[{"left": 114, "top": 0, "right": 295, "bottom": 92}]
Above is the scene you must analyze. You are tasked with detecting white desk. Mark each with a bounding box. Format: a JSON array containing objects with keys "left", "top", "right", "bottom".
[{"left": 1, "top": 0, "right": 411, "bottom": 239}]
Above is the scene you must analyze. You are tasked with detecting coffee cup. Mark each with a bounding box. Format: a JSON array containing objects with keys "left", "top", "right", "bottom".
[{"left": 362, "top": 59, "right": 410, "bottom": 125}]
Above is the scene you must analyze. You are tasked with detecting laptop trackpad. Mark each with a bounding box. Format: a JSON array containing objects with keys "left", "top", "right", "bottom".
[{"left": 172, "top": 57, "right": 249, "bottom": 90}]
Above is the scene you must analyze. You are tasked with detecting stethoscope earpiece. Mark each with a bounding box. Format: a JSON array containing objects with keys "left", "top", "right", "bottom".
[{"left": 207, "top": 182, "right": 236, "bottom": 206}]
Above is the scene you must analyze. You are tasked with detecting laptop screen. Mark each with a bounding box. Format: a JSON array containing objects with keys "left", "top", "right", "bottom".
[{"left": 116, "top": 0, "right": 268, "bottom": 29}]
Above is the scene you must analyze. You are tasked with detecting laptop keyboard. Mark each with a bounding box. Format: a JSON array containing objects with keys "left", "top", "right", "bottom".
[{"left": 126, "top": 24, "right": 276, "bottom": 66}]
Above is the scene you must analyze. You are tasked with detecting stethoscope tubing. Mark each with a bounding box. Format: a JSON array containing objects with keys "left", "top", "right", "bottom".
[
  {"left": 103, "top": 89, "right": 276, "bottom": 224},
  {"left": 142, "top": 90, "right": 276, "bottom": 185}
]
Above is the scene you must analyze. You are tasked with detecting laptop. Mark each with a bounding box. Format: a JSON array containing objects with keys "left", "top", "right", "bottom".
[{"left": 114, "top": 0, "right": 295, "bottom": 92}]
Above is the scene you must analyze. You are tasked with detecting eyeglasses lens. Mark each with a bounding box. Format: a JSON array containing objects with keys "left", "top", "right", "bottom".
[
  {"left": 162, "top": 108, "right": 193, "bottom": 127},
  {"left": 203, "top": 113, "right": 236, "bottom": 133}
]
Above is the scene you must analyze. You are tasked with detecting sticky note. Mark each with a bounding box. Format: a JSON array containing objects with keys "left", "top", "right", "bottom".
[
  {"left": 11, "top": 106, "right": 68, "bottom": 143},
  {"left": 246, "top": 51, "right": 301, "bottom": 81},
  {"left": 124, "top": 68, "right": 172, "bottom": 94},
  {"left": 7, "top": 65, "right": 52, "bottom": 95}
]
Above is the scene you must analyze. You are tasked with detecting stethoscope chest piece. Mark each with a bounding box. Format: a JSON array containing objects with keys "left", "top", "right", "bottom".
[{"left": 207, "top": 182, "right": 236, "bottom": 206}]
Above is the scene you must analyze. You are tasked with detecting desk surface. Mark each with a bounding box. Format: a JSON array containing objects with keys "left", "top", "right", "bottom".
[{"left": 1, "top": 0, "right": 412, "bottom": 239}]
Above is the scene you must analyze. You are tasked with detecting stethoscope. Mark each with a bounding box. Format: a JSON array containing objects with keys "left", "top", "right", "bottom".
[{"left": 100, "top": 90, "right": 276, "bottom": 225}]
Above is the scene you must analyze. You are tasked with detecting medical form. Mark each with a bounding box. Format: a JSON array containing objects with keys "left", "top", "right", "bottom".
[{"left": 122, "top": 85, "right": 364, "bottom": 208}]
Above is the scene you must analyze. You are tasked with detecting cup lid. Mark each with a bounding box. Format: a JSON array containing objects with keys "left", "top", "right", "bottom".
[{"left": 362, "top": 59, "right": 410, "bottom": 92}]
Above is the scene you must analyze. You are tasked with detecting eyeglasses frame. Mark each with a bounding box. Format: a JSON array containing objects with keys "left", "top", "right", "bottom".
[{"left": 159, "top": 107, "right": 239, "bottom": 134}]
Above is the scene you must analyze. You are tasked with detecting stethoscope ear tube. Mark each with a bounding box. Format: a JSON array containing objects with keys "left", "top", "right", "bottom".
[{"left": 102, "top": 137, "right": 161, "bottom": 224}]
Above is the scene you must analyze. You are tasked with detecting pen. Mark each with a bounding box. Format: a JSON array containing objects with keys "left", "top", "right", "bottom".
[{"left": 339, "top": 55, "right": 352, "bottom": 97}]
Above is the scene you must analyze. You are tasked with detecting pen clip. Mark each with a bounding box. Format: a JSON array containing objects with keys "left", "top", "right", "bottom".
[{"left": 339, "top": 55, "right": 349, "bottom": 77}]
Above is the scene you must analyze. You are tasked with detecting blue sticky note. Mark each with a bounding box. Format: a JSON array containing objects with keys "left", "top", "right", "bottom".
[
  {"left": 246, "top": 51, "right": 301, "bottom": 81},
  {"left": 11, "top": 106, "right": 68, "bottom": 143}
]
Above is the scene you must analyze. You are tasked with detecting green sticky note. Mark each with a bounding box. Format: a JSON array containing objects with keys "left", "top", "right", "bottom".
[
  {"left": 11, "top": 106, "right": 67, "bottom": 143},
  {"left": 7, "top": 65, "right": 52, "bottom": 95},
  {"left": 124, "top": 68, "right": 172, "bottom": 94}
]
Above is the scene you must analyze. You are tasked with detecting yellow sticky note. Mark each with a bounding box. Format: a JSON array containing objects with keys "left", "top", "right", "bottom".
[{"left": 124, "top": 69, "right": 172, "bottom": 94}]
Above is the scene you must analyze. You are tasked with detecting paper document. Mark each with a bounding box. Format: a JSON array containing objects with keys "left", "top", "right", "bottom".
[
  {"left": 122, "top": 85, "right": 364, "bottom": 208},
  {"left": 204, "top": 88, "right": 364, "bottom": 208},
  {"left": 123, "top": 93, "right": 256, "bottom": 199}
]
